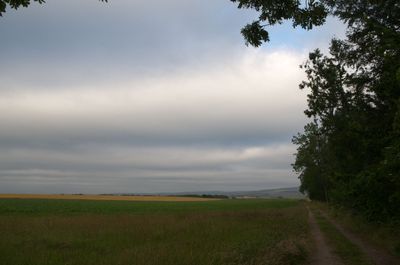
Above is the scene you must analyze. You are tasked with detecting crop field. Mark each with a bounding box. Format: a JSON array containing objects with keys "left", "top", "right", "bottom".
[
  {"left": 0, "top": 198, "right": 310, "bottom": 265},
  {"left": 0, "top": 194, "right": 217, "bottom": 202}
]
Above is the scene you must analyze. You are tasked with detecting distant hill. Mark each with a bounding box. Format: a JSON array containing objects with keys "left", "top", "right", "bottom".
[
  {"left": 226, "top": 187, "right": 304, "bottom": 199},
  {"left": 160, "top": 187, "right": 304, "bottom": 199}
]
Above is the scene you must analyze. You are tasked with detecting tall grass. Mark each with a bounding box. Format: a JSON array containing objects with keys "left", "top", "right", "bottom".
[{"left": 0, "top": 199, "right": 309, "bottom": 265}]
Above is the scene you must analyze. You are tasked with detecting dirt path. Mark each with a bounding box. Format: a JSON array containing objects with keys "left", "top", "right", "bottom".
[
  {"left": 307, "top": 207, "right": 343, "bottom": 265},
  {"left": 319, "top": 211, "right": 400, "bottom": 265}
]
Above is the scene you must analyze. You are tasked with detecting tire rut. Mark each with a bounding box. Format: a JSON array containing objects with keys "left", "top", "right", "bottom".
[
  {"left": 318, "top": 211, "right": 400, "bottom": 265},
  {"left": 307, "top": 207, "right": 343, "bottom": 265}
]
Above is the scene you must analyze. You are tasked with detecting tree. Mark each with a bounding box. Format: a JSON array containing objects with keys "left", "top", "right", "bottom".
[
  {"left": 292, "top": 122, "right": 330, "bottom": 201},
  {"left": 232, "top": 0, "right": 400, "bottom": 221},
  {"left": 231, "top": 0, "right": 400, "bottom": 47},
  {"left": 230, "top": 0, "right": 328, "bottom": 46}
]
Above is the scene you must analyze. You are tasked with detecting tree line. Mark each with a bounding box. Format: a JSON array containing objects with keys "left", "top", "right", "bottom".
[{"left": 232, "top": 0, "right": 400, "bottom": 222}]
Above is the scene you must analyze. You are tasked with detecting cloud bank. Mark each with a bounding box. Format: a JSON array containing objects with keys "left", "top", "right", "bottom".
[{"left": 0, "top": 0, "right": 344, "bottom": 193}]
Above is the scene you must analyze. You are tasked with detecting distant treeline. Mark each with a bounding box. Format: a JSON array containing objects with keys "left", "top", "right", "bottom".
[
  {"left": 176, "top": 194, "right": 230, "bottom": 199},
  {"left": 291, "top": 2, "right": 400, "bottom": 222}
]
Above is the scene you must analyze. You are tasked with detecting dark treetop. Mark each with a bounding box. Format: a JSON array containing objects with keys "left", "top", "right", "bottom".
[{"left": 234, "top": 0, "right": 400, "bottom": 222}]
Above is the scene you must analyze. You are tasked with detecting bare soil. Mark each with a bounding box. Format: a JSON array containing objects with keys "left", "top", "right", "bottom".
[{"left": 307, "top": 207, "right": 343, "bottom": 265}]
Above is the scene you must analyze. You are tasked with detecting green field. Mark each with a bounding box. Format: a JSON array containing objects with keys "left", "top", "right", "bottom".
[{"left": 0, "top": 199, "right": 310, "bottom": 265}]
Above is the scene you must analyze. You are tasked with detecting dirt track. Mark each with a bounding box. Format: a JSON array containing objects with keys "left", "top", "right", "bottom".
[
  {"left": 319, "top": 211, "right": 400, "bottom": 265},
  {"left": 308, "top": 205, "right": 400, "bottom": 265},
  {"left": 308, "top": 207, "right": 343, "bottom": 265}
]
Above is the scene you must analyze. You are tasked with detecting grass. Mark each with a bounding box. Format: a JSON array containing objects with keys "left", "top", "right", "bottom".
[
  {"left": 0, "top": 198, "right": 310, "bottom": 265},
  {"left": 314, "top": 212, "right": 373, "bottom": 265},
  {"left": 0, "top": 198, "right": 298, "bottom": 216}
]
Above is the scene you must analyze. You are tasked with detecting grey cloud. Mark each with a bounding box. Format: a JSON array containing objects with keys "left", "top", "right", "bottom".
[
  {"left": 0, "top": 50, "right": 308, "bottom": 149},
  {"left": 0, "top": 0, "right": 257, "bottom": 90},
  {"left": 0, "top": 0, "right": 344, "bottom": 193},
  {"left": 0, "top": 144, "right": 295, "bottom": 171},
  {"left": 0, "top": 167, "right": 297, "bottom": 194},
  {"left": 0, "top": 141, "right": 298, "bottom": 193},
  {"left": 0, "top": 49, "right": 307, "bottom": 193},
  {"left": 0, "top": 0, "right": 344, "bottom": 91}
]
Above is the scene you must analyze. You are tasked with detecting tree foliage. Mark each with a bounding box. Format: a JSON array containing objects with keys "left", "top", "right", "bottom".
[
  {"left": 233, "top": 0, "right": 400, "bottom": 221},
  {"left": 297, "top": 2, "right": 399, "bottom": 222},
  {"left": 231, "top": 0, "right": 328, "bottom": 46},
  {"left": 292, "top": 122, "right": 331, "bottom": 202}
]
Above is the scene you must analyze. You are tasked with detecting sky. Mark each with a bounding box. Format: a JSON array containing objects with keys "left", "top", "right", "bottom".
[{"left": 0, "top": 0, "right": 346, "bottom": 194}]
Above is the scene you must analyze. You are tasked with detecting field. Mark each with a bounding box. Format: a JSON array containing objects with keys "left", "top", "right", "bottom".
[
  {"left": 0, "top": 194, "right": 218, "bottom": 202},
  {"left": 0, "top": 198, "right": 310, "bottom": 265}
]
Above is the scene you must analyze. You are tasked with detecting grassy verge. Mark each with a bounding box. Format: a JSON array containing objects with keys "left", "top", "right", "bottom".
[
  {"left": 0, "top": 199, "right": 310, "bottom": 265},
  {"left": 314, "top": 212, "right": 373, "bottom": 265}
]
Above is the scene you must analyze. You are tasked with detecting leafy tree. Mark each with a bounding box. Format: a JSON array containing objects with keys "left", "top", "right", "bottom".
[
  {"left": 232, "top": 0, "right": 400, "bottom": 221},
  {"left": 230, "top": 0, "right": 328, "bottom": 46},
  {"left": 231, "top": 0, "right": 400, "bottom": 47},
  {"left": 292, "top": 122, "right": 330, "bottom": 201}
]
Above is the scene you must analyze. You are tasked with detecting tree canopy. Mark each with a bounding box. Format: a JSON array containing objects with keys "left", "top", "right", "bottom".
[
  {"left": 231, "top": 0, "right": 400, "bottom": 46},
  {"left": 233, "top": 0, "right": 400, "bottom": 221},
  {"left": 230, "top": 0, "right": 328, "bottom": 46}
]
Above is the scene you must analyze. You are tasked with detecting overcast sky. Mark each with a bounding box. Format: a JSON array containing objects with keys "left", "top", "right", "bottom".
[{"left": 0, "top": 0, "right": 345, "bottom": 194}]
